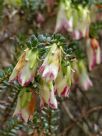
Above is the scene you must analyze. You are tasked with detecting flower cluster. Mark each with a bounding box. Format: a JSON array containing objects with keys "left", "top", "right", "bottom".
[
  {"left": 9, "top": 35, "right": 99, "bottom": 116},
  {"left": 9, "top": 34, "right": 101, "bottom": 122},
  {"left": 55, "top": 0, "right": 91, "bottom": 39}
]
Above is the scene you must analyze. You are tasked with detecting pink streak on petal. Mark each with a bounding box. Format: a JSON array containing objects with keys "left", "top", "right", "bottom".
[
  {"left": 61, "top": 86, "right": 70, "bottom": 97},
  {"left": 54, "top": 88, "right": 57, "bottom": 95},
  {"left": 91, "top": 51, "right": 96, "bottom": 70},
  {"left": 49, "top": 102, "right": 57, "bottom": 109},
  {"left": 48, "top": 98, "right": 57, "bottom": 109},
  {"left": 50, "top": 73, "right": 54, "bottom": 80},
  {"left": 17, "top": 74, "right": 34, "bottom": 86},
  {"left": 38, "top": 65, "right": 45, "bottom": 73}
]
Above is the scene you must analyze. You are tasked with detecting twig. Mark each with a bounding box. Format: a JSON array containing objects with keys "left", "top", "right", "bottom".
[
  {"left": 61, "top": 104, "right": 102, "bottom": 136},
  {"left": 62, "top": 102, "right": 93, "bottom": 136}
]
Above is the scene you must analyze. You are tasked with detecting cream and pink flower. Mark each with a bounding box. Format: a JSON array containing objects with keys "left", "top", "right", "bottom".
[
  {"left": 78, "top": 60, "right": 93, "bottom": 90},
  {"left": 71, "top": 59, "right": 92, "bottom": 90},
  {"left": 55, "top": 1, "right": 90, "bottom": 40},
  {"left": 9, "top": 49, "right": 38, "bottom": 86},
  {"left": 55, "top": 1, "right": 73, "bottom": 33},
  {"left": 86, "top": 38, "right": 101, "bottom": 71},
  {"left": 55, "top": 65, "right": 72, "bottom": 97},
  {"left": 39, "top": 44, "right": 61, "bottom": 81},
  {"left": 13, "top": 89, "right": 36, "bottom": 122},
  {"left": 72, "top": 5, "right": 90, "bottom": 40},
  {"left": 39, "top": 80, "right": 57, "bottom": 109}
]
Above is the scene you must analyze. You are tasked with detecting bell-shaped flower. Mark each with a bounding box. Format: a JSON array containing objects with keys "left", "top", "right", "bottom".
[
  {"left": 86, "top": 38, "right": 101, "bottom": 71},
  {"left": 9, "top": 49, "right": 39, "bottom": 86},
  {"left": 9, "top": 49, "right": 27, "bottom": 82},
  {"left": 71, "top": 59, "right": 92, "bottom": 90},
  {"left": 55, "top": 65, "right": 72, "bottom": 97},
  {"left": 39, "top": 44, "right": 61, "bottom": 81},
  {"left": 72, "top": 5, "right": 90, "bottom": 40},
  {"left": 78, "top": 60, "right": 93, "bottom": 90},
  {"left": 13, "top": 88, "right": 36, "bottom": 122},
  {"left": 39, "top": 80, "right": 57, "bottom": 109},
  {"left": 55, "top": 1, "right": 73, "bottom": 33}
]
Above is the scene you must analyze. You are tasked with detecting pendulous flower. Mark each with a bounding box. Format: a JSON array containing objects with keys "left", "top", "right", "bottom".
[
  {"left": 39, "top": 80, "right": 57, "bottom": 109},
  {"left": 13, "top": 88, "right": 36, "bottom": 122},
  {"left": 78, "top": 60, "right": 93, "bottom": 90},
  {"left": 72, "top": 59, "right": 92, "bottom": 90},
  {"left": 39, "top": 44, "right": 61, "bottom": 81},
  {"left": 55, "top": 1, "right": 90, "bottom": 39},
  {"left": 9, "top": 48, "right": 38, "bottom": 86},
  {"left": 55, "top": 65, "right": 72, "bottom": 97},
  {"left": 55, "top": 1, "right": 73, "bottom": 33},
  {"left": 86, "top": 38, "right": 101, "bottom": 71},
  {"left": 72, "top": 5, "right": 90, "bottom": 40}
]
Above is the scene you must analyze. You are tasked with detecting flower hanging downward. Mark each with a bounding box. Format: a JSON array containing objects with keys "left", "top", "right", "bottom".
[
  {"left": 55, "top": 65, "right": 72, "bottom": 97},
  {"left": 13, "top": 88, "right": 36, "bottom": 122},
  {"left": 9, "top": 49, "right": 38, "bottom": 86},
  {"left": 39, "top": 44, "right": 61, "bottom": 81},
  {"left": 55, "top": 1, "right": 73, "bottom": 33},
  {"left": 55, "top": 1, "right": 91, "bottom": 39},
  {"left": 78, "top": 60, "right": 93, "bottom": 90},
  {"left": 72, "top": 59, "right": 93, "bottom": 90},
  {"left": 9, "top": 34, "right": 98, "bottom": 112},
  {"left": 86, "top": 38, "right": 101, "bottom": 71},
  {"left": 39, "top": 80, "right": 57, "bottom": 109},
  {"left": 72, "top": 5, "right": 90, "bottom": 40}
]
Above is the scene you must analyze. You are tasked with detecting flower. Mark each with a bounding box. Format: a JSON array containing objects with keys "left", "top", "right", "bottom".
[
  {"left": 72, "top": 6, "right": 90, "bottom": 40},
  {"left": 55, "top": 65, "right": 72, "bottom": 97},
  {"left": 13, "top": 88, "right": 36, "bottom": 122},
  {"left": 39, "top": 80, "right": 57, "bottom": 109},
  {"left": 55, "top": 1, "right": 73, "bottom": 33},
  {"left": 39, "top": 44, "right": 61, "bottom": 81},
  {"left": 55, "top": 72, "right": 70, "bottom": 97},
  {"left": 86, "top": 38, "right": 101, "bottom": 71},
  {"left": 71, "top": 59, "right": 92, "bottom": 90},
  {"left": 9, "top": 49, "right": 38, "bottom": 86},
  {"left": 55, "top": 1, "right": 90, "bottom": 39},
  {"left": 79, "top": 71, "right": 93, "bottom": 90},
  {"left": 78, "top": 60, "right": 93, "bottom": 90}
]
